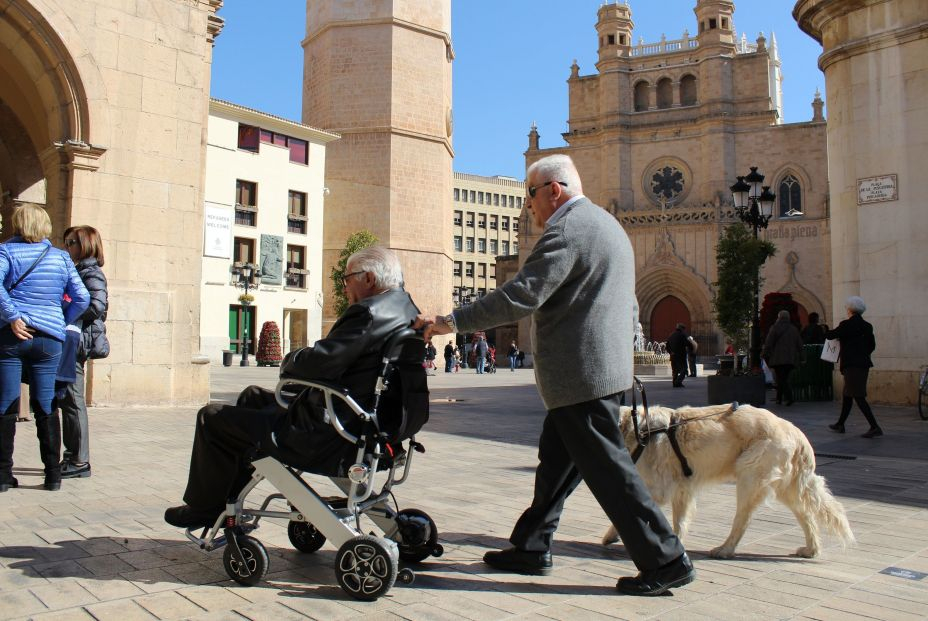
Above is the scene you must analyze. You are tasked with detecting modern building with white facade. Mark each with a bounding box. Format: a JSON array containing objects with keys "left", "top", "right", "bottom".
[
  {"left": 201, "top": 99, "right": 339, "bottom": 364},
  {"left": 451, "top": 172, "right": 524, "bottom": 303}
]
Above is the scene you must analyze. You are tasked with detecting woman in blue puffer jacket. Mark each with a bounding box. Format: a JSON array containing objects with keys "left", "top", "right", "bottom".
[
  {"left": 60, "top": 225, "right": 109, "bottom": 480},
  {"left": 0, "top": 204, "right": 89, "bottom": 492}
]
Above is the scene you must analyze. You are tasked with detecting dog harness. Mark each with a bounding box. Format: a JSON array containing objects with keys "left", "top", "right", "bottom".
[
  {"left": 629, "top": 412, "right": 694, "bottom": 478},
  {"left": 624, "top": 378, "right": 737, "bottom": 479}
]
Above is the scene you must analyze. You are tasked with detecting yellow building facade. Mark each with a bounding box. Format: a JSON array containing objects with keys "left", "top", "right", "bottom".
[
  {"left": 522, "top": 0, "right": 831, "bottom": 358},
  {"left": 0, "top": 0, "right": 223, "bottom": 406}
]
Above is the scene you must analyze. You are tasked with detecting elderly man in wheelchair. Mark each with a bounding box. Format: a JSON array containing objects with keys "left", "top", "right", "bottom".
[{"left": 165, "top": 247, "right": 442, "bottom": 600}]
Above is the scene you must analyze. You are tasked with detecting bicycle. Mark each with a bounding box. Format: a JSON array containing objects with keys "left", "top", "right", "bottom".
[{"left": 919, "top": 365, "right": 928, "bottom": 420}]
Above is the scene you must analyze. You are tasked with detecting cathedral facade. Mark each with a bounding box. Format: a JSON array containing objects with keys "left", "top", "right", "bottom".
[{"left": 522, "top": 0, "right": 830, "bottom": 355}]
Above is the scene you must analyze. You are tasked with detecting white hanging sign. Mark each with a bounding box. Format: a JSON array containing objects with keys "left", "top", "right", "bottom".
[{"left": 204, "top": 205, "right": 233, "bottom": 258}]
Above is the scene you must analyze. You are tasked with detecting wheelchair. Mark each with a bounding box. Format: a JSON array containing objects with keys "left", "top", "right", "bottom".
[{"left": 183, "top": 328, "right": 443, "bottom": 601}]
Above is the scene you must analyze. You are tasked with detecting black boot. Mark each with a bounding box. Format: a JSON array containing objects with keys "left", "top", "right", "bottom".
[
  {"left": 35, "top": 412, "right": 62, "bottom": 491},
  {"left": 0, "top": 413, "right": 17, "bottom": 492}
]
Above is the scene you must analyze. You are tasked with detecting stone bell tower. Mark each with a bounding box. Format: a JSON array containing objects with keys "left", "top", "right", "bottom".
[{"left": 302, "top": 1, "right": 454, "bottom": 330}]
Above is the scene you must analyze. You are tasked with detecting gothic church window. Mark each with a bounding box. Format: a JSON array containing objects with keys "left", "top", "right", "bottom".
[
  {"left": 656, "top": 78, "right": 673, "bottom": 109},
  {"left": 778, "top": 174, "right": 803, "bottom": 217},
  {"left": 634, "top": 81, "right": 649, "bottom": 112}
]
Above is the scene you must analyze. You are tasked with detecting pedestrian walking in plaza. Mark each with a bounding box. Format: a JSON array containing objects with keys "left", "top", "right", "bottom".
[
  {"left": 427, "top": 154, "right": 693, "bottom": 596},
  {"left": 801, "top": 311, "right": 826, "bottom": 345},
  {"left": 666, "top": 324, "right": 690, "bottom": 387},
  {"left": 762, "top": 310, "right": 802, "bottom": 405},
  {"left": 0, "top": 203, "right": 89, "bottom": 493},
  {"left": 475, "top": 335, "right": 488, "bottom": 374},
  {"left": 686, "top": 333, "right": 698, "bottom": 377},
  {"left": 59, "top": 226, "right": 109, "bottom": 479},
  {"left": 508, "top": 340, "right": 519, "bottom": 372},
  {"left": 826, "top": 296, "right": 882, "bottom": 438},
  {"left": 424, "top": 339, "right": 437, "bottom": 375},
  {"left": 444, "top": 340, "right": 455, "bottom": 372}
]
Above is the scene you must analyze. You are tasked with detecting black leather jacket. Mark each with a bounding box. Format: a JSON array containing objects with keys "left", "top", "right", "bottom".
[{"left": 276, "top": 287, "right": 427, "bottom": 474}]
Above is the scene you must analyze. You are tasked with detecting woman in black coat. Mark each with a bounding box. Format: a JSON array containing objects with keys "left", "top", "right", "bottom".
[
  {"left": 825, "top": 296, "right": 881, "bottom": 438},
  {"left": 762, "top": 310, "right": 803, "bottom": 406},
  {"left": 59, "top": 226, "right": 109, "bottom": 478}
]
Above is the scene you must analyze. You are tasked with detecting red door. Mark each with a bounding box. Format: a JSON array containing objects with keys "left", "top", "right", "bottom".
[{"left": 650, "top": 296, "right": 691, "bottom": 343}]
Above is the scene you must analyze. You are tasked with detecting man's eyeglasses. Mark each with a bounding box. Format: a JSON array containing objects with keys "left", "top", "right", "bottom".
[
  {"left": 342, "top": 270, "right": 365, "bottom": 285},
  {"left": 527, "top": 180, "right": 567, "bottom": 198}
]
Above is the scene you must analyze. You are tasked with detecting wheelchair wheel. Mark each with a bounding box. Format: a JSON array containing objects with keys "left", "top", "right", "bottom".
[
  {"left": 335, "top": 535, "right": 397, "bottom": 601},
  {"left": 288, "top": 520, "right": 326, "bottom": 553},
  {"left": 223, "top": 535, "right": 268, "bottom": 586},
  {"left": 395, "top": 508, "right": 440, "bottom": 563}
]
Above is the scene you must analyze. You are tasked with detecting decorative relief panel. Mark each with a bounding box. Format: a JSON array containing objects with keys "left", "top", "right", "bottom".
[{"left": 260, "top": 234, "right": 283, "bottom": 285}]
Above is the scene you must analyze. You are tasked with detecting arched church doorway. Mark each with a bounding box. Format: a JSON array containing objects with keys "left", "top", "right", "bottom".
[{"left": 650, "top": 295, "right": 691, "bottom": 343}]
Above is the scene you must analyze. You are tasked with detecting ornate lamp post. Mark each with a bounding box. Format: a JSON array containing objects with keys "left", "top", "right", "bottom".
[
  {"left": 729, "top": 167, "right": 776, "bottom": 371},
  {"left": 452, "top": 286, "right": 474, "bottom": 367},
  {"left": 231, "top": 261, "right": 262, "bottom": 367}
]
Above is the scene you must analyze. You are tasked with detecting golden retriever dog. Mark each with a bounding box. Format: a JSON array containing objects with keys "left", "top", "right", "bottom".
[{"left": 602, "top": 403, "right": 854, "bottom": 558}]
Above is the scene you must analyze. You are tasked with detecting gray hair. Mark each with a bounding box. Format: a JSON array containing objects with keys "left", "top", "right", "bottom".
[
  {"left": 347, "top": 245, "right": 404, "bottom": 289},
  {"left": 846, "top": 295, "right": 866, "bottom": 315},
  {"left": 777, "top": 310, "right": 790, "bottom": 321},
  {"left": 527, "top": 154, "right": 583, "bottom": 197}
]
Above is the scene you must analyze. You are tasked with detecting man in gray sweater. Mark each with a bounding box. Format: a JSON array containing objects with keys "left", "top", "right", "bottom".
[{"left": 427, "top": 154, "right": 693, "bottom": 596}]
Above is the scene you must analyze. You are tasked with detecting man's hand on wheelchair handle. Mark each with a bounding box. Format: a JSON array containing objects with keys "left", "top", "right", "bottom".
[{"left": 420, "top": 315, "right": 450, "bottom": 340}]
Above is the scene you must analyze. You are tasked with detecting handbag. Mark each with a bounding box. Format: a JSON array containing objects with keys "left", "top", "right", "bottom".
[{"left": 820, "top": 338, "right": 840, "bottom": 363}]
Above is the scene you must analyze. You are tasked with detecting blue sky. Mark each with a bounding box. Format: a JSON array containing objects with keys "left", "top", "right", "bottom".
[{"left": 211, "top": 1, "right": 824, "bottom": 179}]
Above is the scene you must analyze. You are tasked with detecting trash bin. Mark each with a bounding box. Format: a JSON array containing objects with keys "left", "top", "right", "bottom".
[{"left": 222, "top": 350, "right": 234, "bottom": 367}]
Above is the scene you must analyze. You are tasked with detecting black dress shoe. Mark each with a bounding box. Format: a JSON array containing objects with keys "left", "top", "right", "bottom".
[
  {"left": 861, "top": 427, "right": 883, "bottom": 438},
  {"left": 164, "top": 505, "right": 222, "bottom": 528},
  {"left": 483, "top": 547, "right": 553, "bottom": 576},
  {"left": 828, "top": 423, "right": 845, "bottom": 433},
  {"left": 0, "top": 477, "right": 18, "bottom": 492},
  {"left": 616, "top": 552, "right": 695, "bottom": 596}
]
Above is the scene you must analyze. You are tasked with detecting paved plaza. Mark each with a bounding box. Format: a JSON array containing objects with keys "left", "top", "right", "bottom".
[{"left": 1, "top": 365, "right": 927, "bottom": 620}]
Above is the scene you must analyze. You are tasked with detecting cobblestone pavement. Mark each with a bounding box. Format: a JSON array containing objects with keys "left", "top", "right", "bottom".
[{"left": 2, "top": 366, "right": 927, "bottom": 620}]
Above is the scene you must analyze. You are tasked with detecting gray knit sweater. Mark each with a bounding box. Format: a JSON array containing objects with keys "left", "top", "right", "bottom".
[{"left": 454, "top": 198, "right": 638, "bottom": 409}]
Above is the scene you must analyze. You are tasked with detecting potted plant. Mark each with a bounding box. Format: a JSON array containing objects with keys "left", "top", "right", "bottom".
[
  {"left": 238, "top": 293, "right": 254, "bottom": 305},
  {"left": 708, "top": 222, "right": 776, "bottom": 406}
]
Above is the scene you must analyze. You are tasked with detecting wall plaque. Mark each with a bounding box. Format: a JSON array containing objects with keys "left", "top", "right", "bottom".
[{"left": 857, "top": 174, "right": 898, "bottom": 205}]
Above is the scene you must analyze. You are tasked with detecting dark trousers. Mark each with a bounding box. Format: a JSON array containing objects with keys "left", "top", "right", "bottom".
[
  {"left": 772, "top": 365, "right": 794, "bottom": 404},
  {"left": 509, "top": 394, "right": 684, "bottom": 571},
  {"left": 182, "top": 386, "right": 284, "bottom": 510},
  {"left": 670, "top": 355, "right": 687, "bottom": 386}
]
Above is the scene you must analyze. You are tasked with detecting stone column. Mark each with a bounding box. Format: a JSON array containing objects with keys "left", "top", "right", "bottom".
[{"left": 794, "top": 0, "right": 928, "bottom": 404}]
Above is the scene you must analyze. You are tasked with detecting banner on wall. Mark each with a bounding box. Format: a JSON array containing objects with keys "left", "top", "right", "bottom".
[{"left": 204, "top": 205, "right": 233, "bottom": 258}]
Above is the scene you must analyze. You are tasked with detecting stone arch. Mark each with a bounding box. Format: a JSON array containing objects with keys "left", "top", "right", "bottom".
[
  {"left": 633, "top": 80, "right": 650, "bottom": 112},
  {"left": 637, "top": 266, "right": 713, "bottom": 346},
  {"left": 0, "top": 0, "right": 107, "bottom": 231},
  {"left": 680, "top": 73, "right": 697, "bottom": 106},
  {"left": 656, "top": 77, "right": 673, "bottom": 109}
]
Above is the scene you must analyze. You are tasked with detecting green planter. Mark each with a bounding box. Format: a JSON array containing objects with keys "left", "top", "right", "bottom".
[{"left": 707, "top": 374, "right": 766, "bottom": 407}]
